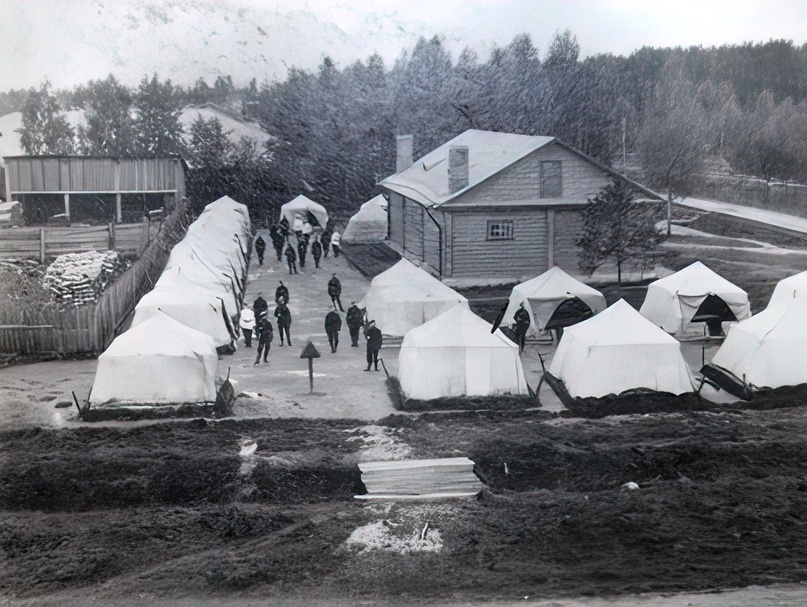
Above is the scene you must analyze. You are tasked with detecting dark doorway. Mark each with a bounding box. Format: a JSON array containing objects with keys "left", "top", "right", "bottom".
[
  {"left": 545, "top": 297, "right": 595, "bottom": 340},
  {"left": 691, "top": 294, "right": 737, "bottom": 336}
]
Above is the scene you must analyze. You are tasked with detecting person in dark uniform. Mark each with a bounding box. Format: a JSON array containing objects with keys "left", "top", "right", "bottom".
[
  {"left": 278, "top": 216, "right": 290, "bottom": 240},
  {"left": 513, "top": 302, "right": 531, "bottom": 353},
  {"left": 275, "top": 281, "right": 289, "bottom": 304},
  {"left": 284, "top": 245, "right": 298, "bottom": 274},
  {"left": 345, "top": 301, "right": 364, "bottom": 347},
  {"left": 297, "top": 238, "right": 307, "bottom": 268},
  {"left": 328, "top": 273, "right": 343, "bottom": 311},
  {"left": 325, "top": 310, "right": 342, "bottom": 353},
  {"left": 274, "top": 298, "right": 292, "bottom": 346},
  {"left": 320, "top": 230, "right": 331, "bottom": 258},
  {"left": 311, "top": 238, "right": 322, "bottom": 268},
  {"left": 364, "top": 320, "right": 383, "bottom": 371},
  {"left": 271, "top": 228, "right": 285, "bottom": 261},
  {"left": 253, "top": 292, "right": 268, "bottom": 325},
  {"left": 253, "top": 318, "right": 273, "bottom": 365},
  {"left": 254, "top": 235, "right": 266, "bottom": 266}
]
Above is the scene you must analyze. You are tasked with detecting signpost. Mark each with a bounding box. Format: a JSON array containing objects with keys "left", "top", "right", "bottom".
[{"left": 299, "top": 340, "right": 321, "bottom": 394}]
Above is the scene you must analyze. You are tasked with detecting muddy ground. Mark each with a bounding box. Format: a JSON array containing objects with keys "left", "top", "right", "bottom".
[{"left": 1, "top": 219, "right": 807, "bottom": 605}]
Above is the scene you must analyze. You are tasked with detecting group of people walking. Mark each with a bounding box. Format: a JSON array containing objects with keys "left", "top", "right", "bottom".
[{"left": 255, "top": 221, "right": 341, "bottom": 275}]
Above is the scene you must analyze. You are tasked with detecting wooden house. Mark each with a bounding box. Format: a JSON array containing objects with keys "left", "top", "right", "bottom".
[
  {"left": 380, "top": 130, "right": 662, "bottom": 284},
  {"left": 3, "top": 156, "right": 186, "bottom": 225}
]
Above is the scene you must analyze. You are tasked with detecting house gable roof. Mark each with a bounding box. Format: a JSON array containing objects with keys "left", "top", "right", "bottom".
[{"left": 380, "top": 129, "right": 662, "bottom": 207}]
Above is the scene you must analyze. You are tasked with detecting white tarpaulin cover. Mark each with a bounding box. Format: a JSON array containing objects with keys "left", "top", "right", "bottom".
[
  {"left": 90, "top": 312, "right": 219, "bottom": 405},
  {"left": 279, "top": 195, "right": 329, "bottom": 230},
  {"left": 358, "top": 259, "right": 469, "bottom": 336},
  {"left": 342, "top": 194, "right": 388, "bottom": 243},
  {"left": 549, "top": 299, "right": 695, "bottom": 398},
  {"left": 501, "top": 266, "right": 607, "bottom": 338},
  {"left": 399, "top": 305, "right": 528, "bottom": 400},
  {"left": 639, "top": 261, "right": 751, "bottom": 337},
  {"left": 708, "top": 271, "right": 807, "bottom": 390},
  {"left": 132, "top": 282, "right": 235, "bottom": 346}
]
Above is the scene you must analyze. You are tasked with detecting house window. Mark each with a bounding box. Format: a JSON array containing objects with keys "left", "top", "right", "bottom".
[
  {"left": 487, "top": 220, "right": 514, "bottom": 240},
  {"left": 540, "top": 160, "right": 562, "bottom": 198}
]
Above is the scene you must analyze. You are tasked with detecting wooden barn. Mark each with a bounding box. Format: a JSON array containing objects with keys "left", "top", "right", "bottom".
[
  {"left": 3, "top": 156, "right": 186, "bottom": 225},
  {"left": 380, "top": 130, "right": 662, "bottom": 284}
]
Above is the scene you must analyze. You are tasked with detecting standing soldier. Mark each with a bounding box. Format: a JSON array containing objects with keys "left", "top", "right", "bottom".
[
  {"left": 275, "top": 280, "right": 289, "bottom": 304},
  {"left": 513, "top": 302, "right": 531, "bottom": 353},
  {"left": 253, "top": 318, "right": 273, "bottom": 365},
  {"left": 254, "top": 234, "right": 266, "bottom": 266},
  {"left": 321, "top": 229, "right": 332, "bottom": 258},
  {"left": 364, "top": 320, "right": 383, "bottom": 371},
  {"left": 274, "top": 298, "right": 292, "bottom": 346},
  {"left": 297, "top": 237, "right": 307, "bottom": 269},
  {"left": 271, "top": 228, "right": 285, "bottom": 261},
  {"left": 345, "top": 301, "right": 364, "bottom": 347},
  {"left": 253, "top": 292, "right": 268, "bottom": 325},
  {"left": 330, "top": 229, "right": 341, "bottom": 257},
  {"left": 324, "top": 310, "right": 342, "bottom": 353},
  {"left": 328, "top": 273, "right": 344, "bottom": 311},
  {"left": 311, "top": 238, "right": 323, "bottom": 269},
  {"left": 284, "top": 245, "right": 298, "bottom": 275}
]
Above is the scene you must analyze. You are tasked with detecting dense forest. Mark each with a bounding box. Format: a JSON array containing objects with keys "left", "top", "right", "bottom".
[{"left": 2, "top": 33, "right": 806, "bottom": 222}]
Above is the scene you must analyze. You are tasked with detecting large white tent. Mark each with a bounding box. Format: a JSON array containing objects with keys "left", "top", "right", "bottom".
[
  {"left": 398, "top": 305, "right": 528, "bottom": 400},
  {"left": 501, "top": 266, "right": 607, "bottom": 338},
  {"left": 279, "top": 195, "right": 329, "bottom": 230},
  {"left": 706, "top": 271, "right": 807, "bottom": 392},
  {"left": 639, "top": 261, "right": 751, "bottom": 338},
  {"left": 90, "top": 312, "right": 219, "bottom": 405},
  {"left": 342, "top": 194, "right": 388, "bottom": 243},
  {"left": 548, "top": 299, "right": 695, "bottom": 399},
  {"left": 358, "top": 259, "right": 469, "bottom": 336}
]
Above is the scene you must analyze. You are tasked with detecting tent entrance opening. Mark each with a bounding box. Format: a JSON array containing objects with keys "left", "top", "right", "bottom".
[{"left": 690, "top": 294, "right": 738, "bottom": 336}]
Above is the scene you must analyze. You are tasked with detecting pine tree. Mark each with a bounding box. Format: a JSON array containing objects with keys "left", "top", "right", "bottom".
[{"left": 17, "top": 80, "right": 75, "bottom": 155}]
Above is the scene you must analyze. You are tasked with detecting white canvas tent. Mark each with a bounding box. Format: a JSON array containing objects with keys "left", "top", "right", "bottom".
[
  {"left": 398, "top": 305, "right": 528, "bottom": 400},
  {"left": 279, "top": 195, "right": 329, "bottom": 230},
  {"left": 501, "top": 266, "right": 607, "bottom": 338},
  {"left": 342, "top": 194, "right": 388, "bottom": 243},
  {"left": 132, "top": 282, "right": 235, "bottom": 347},
  {"left": 706, "top": 271, "right": 807, "bottom": 392},
  {"left": 358, "top": 259, "right": 469, "bottom": 336},
  {"left": 639, "top": 261, "right": 751, "bottom": 338},
  {"left": 90, "top": 312, "right": 219, "bottom": 405},
  {"left": 548, "top": 300, "right": 695, "bottom": 399}
]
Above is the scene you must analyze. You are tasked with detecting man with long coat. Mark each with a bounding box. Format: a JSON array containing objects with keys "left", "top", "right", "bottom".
[
  {"left": 253, "top": 318, "right": 273, "bottom": 365},
  {"left": 325, "top": 310, "right": 342, "bottom": 353},
  {"left": 275, "top": 281, "right": 289, "bottom": 304},
  {"left": 328, "top": 273, "right": 343, "bottom": 311},
  {"left": 311, "top": 238, "right": 323, "bottom": 268},
  {"left": 364, "top": 320, "right": 383, "bottom": 371},
  {"left": 274, "top": 299, "right": 292, "bottom": 346},
  {"left": 345, "top": 301, "right": 364, "bottom": 347},
  {"left": 270, "top": 228, "right": 285, "bottom": 261},
  {"left": 284, "top": 245, "right": 298, "bottom": 275},
  {"left": 254, "top": 235, "right": 266, "bottom": 266},
  {"left": 253, "top": 293, "right": 268, "bottom": 325},
  {"left": 513, "top": 302, "right": 531, "bottom": 353}
]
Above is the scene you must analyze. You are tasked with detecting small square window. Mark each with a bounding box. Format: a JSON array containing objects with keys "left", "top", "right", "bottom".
[
  {"left": 540, "top": 160, "right": 562, "bottom": 198},
  {"left": 487, "top": 220, "right": 514, "bottom": 240}
]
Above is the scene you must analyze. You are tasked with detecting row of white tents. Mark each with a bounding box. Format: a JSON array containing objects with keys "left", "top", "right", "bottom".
[
  {"left": 365, "top": 258, "right": 804, "bottom": 402},
  {"left": 89, "top": 196, "right": 251, "bottom": 406}
]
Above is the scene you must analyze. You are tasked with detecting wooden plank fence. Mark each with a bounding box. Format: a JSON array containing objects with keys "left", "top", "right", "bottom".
[
  {"left": 0, "top": 222, "right": 159, "bottom": 262},
  {"left": 0, "top": 201, "right": 190, "bottom": 356}
]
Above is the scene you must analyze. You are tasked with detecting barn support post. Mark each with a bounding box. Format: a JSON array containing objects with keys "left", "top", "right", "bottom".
[
  {"left": 39, "top": 228, "right": 45, "bottom": 264},
  {"left": 115, "top": 194, "right": 122, "bottom": 223},
  {"left": 64, "top": 194, "right": 70, "bottom": 223}
]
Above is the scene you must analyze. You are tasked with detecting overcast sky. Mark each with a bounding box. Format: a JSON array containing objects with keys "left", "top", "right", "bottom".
[{"left": 1, "top": 0, "right": 805, "bottom": 91}]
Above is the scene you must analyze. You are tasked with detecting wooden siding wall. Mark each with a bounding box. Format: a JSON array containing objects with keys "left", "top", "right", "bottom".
[
  {"left": 551, "top": 209, "right": 584, "bottom": 273},
  {"left": 6, "top": 157, "right": 185, "bottom": 195},
  {"left": 0, "top": 222, "right": 159, "bottom": 261},
  {"left": 449, "top": 209, "right": 548, "bottom": 279},
  {"left": 388, "top": 192, "right": 404, "bottom": 249},
  {"left": 461, "top": 143, "right": 611, "bottom": 205},
  {"left": 0, "top": 201, "right": 190, "bottom": 356}
]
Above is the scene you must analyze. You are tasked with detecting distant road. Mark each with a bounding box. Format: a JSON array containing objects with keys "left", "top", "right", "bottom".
[{"left": 677, "top": 197, "right": 807, "bottom": 237}]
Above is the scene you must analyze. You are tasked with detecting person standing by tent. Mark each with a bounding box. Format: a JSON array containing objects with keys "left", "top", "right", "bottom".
[
  {"left": 278, "top": 216, "right": 290, "bottom": 241},
  {"left": 253, "top": 317, "right": 273, "bottom": 365},
  {"left": 302, "top": 220, "right": 313, "bottom": 245},
  {"left": 513, "top": 302, "right": 531, "bottom": 353},
  {"left": 325, "top": 310, "right": 342, "bottom": 353},
  {"left": 364, "top": 320, "right": 383, "bottom": 371},
  {"left": 271, "top": 228, "right": 285, "bottom": 261},
  {"left": 331, "top": 229, "right": 341, "bottom": 257},
  {"left": 297, "top": 238, "right": 307, "bottom": 269},
  {"left": 239, "top": 305, "right": 255, "bottom": 348},
  {"left": 321, "top": 229, "right": 332, "bottom": 258},
  {"left": 346, "top": 301, "right": 364, "bottom": 347},
  {"left": 253, "top": 293, "right": 268, "bottom": 325},
  {"left": 274, "top": 298, "right": 292, "bottom": 346},
  {"left": 284, "top": 244, "right": 298, "bottom": 275},
  {"left": 275, "top": 281, "right": 289, "bottom": 304},
  {"left": 328, "top": 273, "right": 344, "bottom": 311},
  {"left": 311, "top": 238, "right": 322, "bottom": 269},
  {"left": 254, "top": 234, "right": 266, "bottom": 266}
]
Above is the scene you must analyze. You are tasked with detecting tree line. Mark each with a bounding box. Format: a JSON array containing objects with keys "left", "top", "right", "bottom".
[{"left": 5, "top": 34, "right": 806, "bottom": 221}]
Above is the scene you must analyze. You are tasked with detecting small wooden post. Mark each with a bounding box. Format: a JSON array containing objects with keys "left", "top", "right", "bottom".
[
  {"left": 64, "top": 193, "right": 70, "bottom": 224},
  {"left": 299, "top": 340, "right": 321, "bottom": 394},
  {"left": 39, "top": 228, "right": 45, "bottom": 264}
]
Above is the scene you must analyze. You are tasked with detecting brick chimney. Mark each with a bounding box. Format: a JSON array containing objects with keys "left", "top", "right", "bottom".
[
  {"left": 396, "top": 135, "right": 414, "bottom": 173},
  {"left": 448, "top": 145, "right": 469, "bottom": 194}
]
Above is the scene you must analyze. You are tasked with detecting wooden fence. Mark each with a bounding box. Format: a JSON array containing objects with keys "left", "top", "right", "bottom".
[
  {"left": 0, "top": 221, "right": 161, "bottom": 262},
  {"left": 0, "top": 201, "right": 190, "bottom": 356}
]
